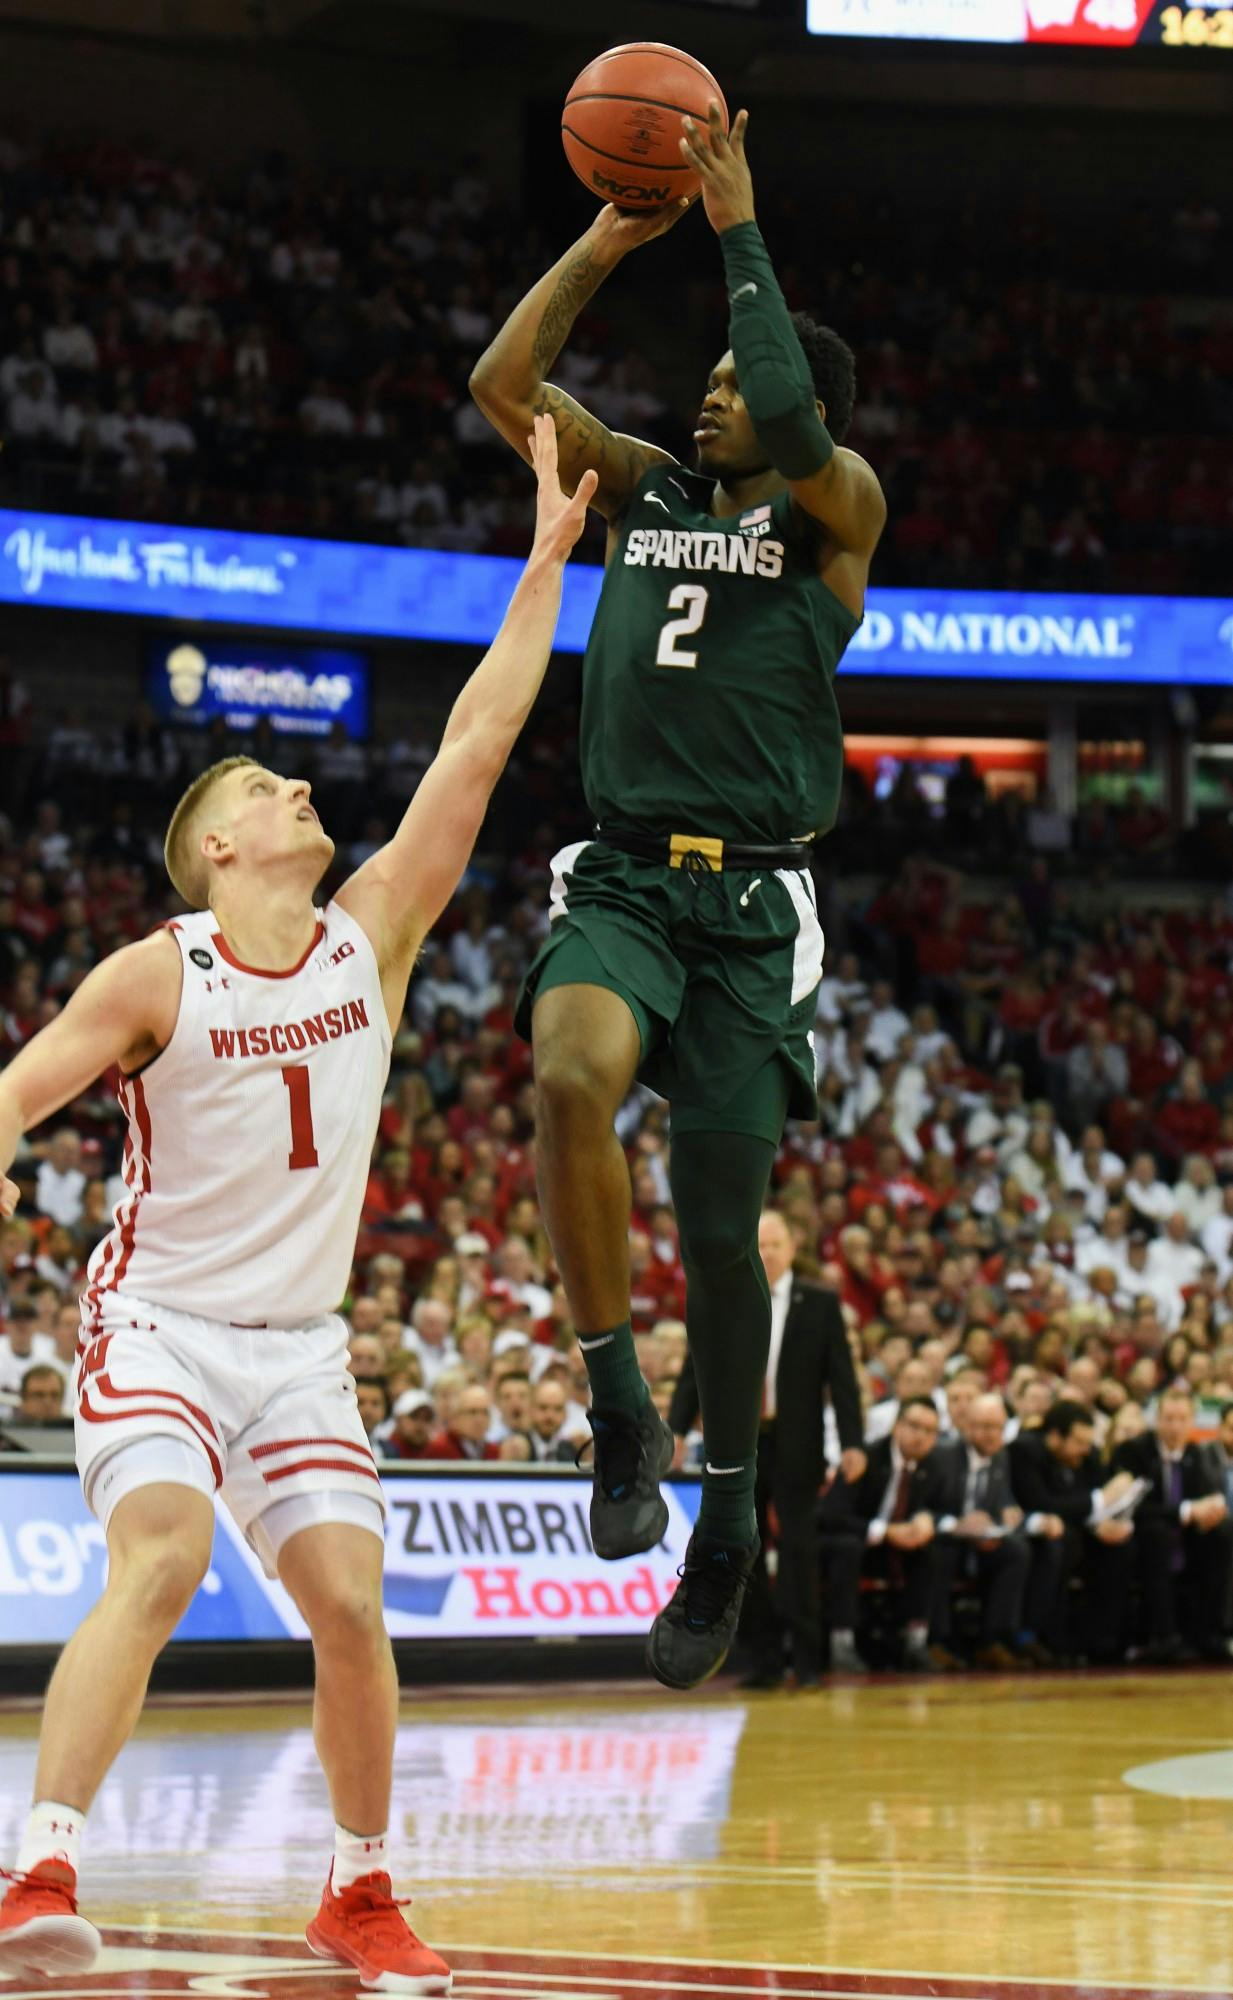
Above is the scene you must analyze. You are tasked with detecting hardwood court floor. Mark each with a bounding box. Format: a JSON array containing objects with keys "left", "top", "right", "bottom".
[{"left": 2, "top": 1670, "right": 1232, "bottom": 1998}]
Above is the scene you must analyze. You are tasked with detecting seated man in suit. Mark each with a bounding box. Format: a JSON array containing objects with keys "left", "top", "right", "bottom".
[
  {"left": 818, "top": 1396, "right": 951, "bottom": 1672},
  {"left": 1009, "top": 1398, "right": 1135, "bottom": 1664},
  {"left": 1112, "top": 1386, "right": 1232, "bottom": 1663},
  {"left": 931, "top": 1392, "right": 1031, "bottom": 1671},
  {"left": 670, "top": 1209, "right": 866, "bottom": 1689}
]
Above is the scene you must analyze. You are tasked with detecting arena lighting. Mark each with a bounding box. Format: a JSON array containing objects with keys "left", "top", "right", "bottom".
[
  {"left": 844, "top": 735, "right": 1045, "bottom": 757},
  {"left": 1, "top": 507, "right": 1231, "bottom": 686}
]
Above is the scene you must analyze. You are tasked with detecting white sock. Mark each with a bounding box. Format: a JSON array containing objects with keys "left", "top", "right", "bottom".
[
  {"left": 332, "top": 1824, "right": 389, "bottom": 1890},
  {"left": 17, "top": 1799, "right": 84, "bottom": 1877},
  {"left": 907, "top": 1620, "right": 928, "bottom": 1645}
]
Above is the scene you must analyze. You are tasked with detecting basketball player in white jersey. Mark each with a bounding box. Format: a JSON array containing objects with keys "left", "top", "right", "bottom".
[{"left": 0, "top": 418, "right": 597, "bottom": 1993}]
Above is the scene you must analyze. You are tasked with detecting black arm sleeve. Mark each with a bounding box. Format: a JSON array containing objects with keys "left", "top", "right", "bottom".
[{"left": 719, "top": 221, "right": 835, "bottom": 481}]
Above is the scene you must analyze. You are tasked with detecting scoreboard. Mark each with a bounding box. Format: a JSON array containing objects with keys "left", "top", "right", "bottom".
[{"left": 806, "top": 0, "right": 1233, "bottom": 45}]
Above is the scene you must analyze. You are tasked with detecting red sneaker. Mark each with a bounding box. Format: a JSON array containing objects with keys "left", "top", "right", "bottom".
[
  {"left": 306, "top": 1870, "right": 452, "bottom": 1994},
  {"left": 0, "top": 1860, "right": 102, "bottom": 1975}
]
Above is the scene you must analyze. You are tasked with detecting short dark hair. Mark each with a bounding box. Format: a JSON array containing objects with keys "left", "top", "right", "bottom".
[
  {"left": 1042, "top": 1399, "right": 1094, "bottom": 1440},
  {"left": 791, "top": 313, "right": 856, "bottom": 443},
  {"left": 20, "top": 1363, "right": 63, "bottom": 1396},
  {"left": 897, "top": 1395, "right": 939, "bottom": 1426},
  {"left": 357, "top": 1377, "right": 391, "bottom": 1417}
]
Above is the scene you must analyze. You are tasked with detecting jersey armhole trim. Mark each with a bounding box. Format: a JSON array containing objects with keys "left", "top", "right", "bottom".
[
  {"left": 324, "top": 899, "right": 394, "bottom": 1055},
  {"left": 816, "top": 575, "right": 863, "bottom": 633},
  {"left": 119, "top": 929, "right": 187, "bottom": 1084}
]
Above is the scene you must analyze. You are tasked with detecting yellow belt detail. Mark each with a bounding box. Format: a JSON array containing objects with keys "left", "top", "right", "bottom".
[{"left": 669, "top": 833, "right": 724, "bottom": 872}]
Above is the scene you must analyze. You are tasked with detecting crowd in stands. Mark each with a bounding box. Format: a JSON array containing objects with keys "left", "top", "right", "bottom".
[
  {"left": 0, "top": 123, "right": 1228, "bottom": 591},
  {"left": 3, "top": 697, "right": 1233, "bottom": 1670}
]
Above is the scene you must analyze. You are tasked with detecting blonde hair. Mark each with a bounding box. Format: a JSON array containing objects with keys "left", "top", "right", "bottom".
[{"left": 163, "top": 757, "right": 258, "bottom": 907}]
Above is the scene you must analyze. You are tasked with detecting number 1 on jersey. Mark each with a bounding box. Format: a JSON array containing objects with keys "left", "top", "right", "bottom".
[
  {"left": 280, "top": 1064, "right": 319, "bottom": 1170},
  {"left": 655, "top": 584, "right": 709, "bottom": 669}
]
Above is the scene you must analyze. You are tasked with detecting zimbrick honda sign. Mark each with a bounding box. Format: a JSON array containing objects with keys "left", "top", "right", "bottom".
[
  {"left": 0, "top": 1467, "right": 702, "bottom": 1645},
  {"left": 1, "top": 507, "right": 1231, "bottom": 685}
]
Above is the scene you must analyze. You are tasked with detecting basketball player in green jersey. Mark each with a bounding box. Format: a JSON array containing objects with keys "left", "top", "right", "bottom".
[{"left": 470, "top": 104, "right": 884, "bottom": 1688}]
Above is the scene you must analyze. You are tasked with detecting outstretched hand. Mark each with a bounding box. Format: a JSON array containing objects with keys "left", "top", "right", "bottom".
[
  {"left": 588, "top": 195, "right": 698, "bottom": 260},
  {"left": 527, "top": 411, "right": 598, "bottom": 556},
  {"left": 679, "top": 102, "right": 754, "bottom": 236}
]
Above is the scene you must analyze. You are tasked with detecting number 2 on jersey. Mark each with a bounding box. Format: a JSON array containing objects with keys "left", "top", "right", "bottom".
[
  {"left": 280, "top": 1064, "right": 319, "bottom": 1170},
  {"left": 655, "top": 584, "right": 709, "bottom": 669}
]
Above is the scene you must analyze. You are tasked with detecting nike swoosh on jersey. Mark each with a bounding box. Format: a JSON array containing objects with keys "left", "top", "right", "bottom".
[
  {"left": 705, "top": 1462, "right": 744, "bottom": 1476},
  {"left": 739, "top": 878, "right": 763, "bottom": 907},
  {"left": 731, "top": 281, "right": 758, "bottom": 301},
  {"left": 644, "top": 491, "right": 671, "bottom": 513}
]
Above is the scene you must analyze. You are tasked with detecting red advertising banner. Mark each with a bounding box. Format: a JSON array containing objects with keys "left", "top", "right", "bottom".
[{"left": 806, "top": 0, "right": 1233, "bottom": 46}]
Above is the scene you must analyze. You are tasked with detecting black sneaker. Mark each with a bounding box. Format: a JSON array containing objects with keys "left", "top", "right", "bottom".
[
  {"left": 584, "top": 1400, "right": 673, "bottom": 1560},
  {"left": 646, "top": 1533, "right": 759, "bottom": 1690}
]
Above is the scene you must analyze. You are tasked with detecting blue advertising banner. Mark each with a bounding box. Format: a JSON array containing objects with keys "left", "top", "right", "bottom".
[
  {"left": 144, "top": 638, "right": 369, "bottom": 740},
  {"left": 0, "top": 1468, "right": 702, "bottom": 1647},
  {"left": 1, "top": 507, "right": 1231, "bottom": 685}
]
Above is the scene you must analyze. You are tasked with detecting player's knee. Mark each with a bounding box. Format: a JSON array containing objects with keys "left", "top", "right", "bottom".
[
  {"left": 112, "top": 1535, "right": 210, "bottom": 1633},
  {"left": 676, "top": 1207, "right": 753, "bottom": 1276},
  {"left": 305, "top": 1578, "right": 388, "bottom": 1654},
  {"left": 534, "top": 1045, "right": 624, "bottom": 1130}
]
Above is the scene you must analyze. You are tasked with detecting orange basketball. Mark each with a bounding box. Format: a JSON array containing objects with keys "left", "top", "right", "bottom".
[{"left": 562, "top": 42, "right": 727, "bottom": 211}]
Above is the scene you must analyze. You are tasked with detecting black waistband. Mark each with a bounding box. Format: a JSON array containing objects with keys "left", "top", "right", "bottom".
[{"left": 595, "top": 826, "right": 813, "bottom": 871}]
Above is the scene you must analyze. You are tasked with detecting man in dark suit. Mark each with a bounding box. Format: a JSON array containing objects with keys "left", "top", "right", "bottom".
[
  {"left": 1112, "top": 1386, "right": 1232, "bottom": 1663},
  {"left": 669, "top": 1209, "right": 865, "bottom": 1688},
  {"left": 1009, "top": 1399, "right": 1134, "bottom": 1663},
  {"left": 817, "top": 1396, "right": 952, "bottom": 1671},
  {"left": 931, "top": 1392, "right": 1031, "bottom": 1670}
]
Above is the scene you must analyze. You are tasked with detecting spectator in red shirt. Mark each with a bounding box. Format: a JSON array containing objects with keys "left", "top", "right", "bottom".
[
  {"left": 424, "top": 1383, "right": 500, "bottom": 1461},
  {"left": 12, "top": 868, "right": 60, "bottom": 953},
  {"left": 1154, "top": 1061, "right": 1222, "bottom": 1163},
  {"left": 1126, "top": 1011, "right": 1182, "bottom": 1100},
  {"left": 378, "top": 1389, "right": 437, "bottom": 1461},
  {"left": 837, "top": 1223, "right": 894, "bottom": 1325}
]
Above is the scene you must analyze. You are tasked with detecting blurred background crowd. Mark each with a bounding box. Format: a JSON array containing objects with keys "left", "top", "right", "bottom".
[
  {"left": 3, "top": 697, "right": 1233, "bottom": 1676},
  {"left": 0, "top": 119, "right": 1228, "bottom": 591}
]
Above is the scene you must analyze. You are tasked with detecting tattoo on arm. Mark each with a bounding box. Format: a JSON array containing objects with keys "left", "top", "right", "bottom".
[
  {"left": 530, "top": 383, "right": 639, "bottom": 498},
  {"left": 530, "top": 242, "right": 607, "bottom": 375}
]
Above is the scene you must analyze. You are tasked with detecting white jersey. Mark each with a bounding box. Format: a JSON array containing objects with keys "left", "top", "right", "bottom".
[{"left": 83, "top": 899, "right": 391, "bottom": 1333}]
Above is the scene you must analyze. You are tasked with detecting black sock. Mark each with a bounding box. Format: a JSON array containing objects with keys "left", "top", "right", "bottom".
[{"left": 669, "top": 1128, "right": 777, "bottom": 1548}]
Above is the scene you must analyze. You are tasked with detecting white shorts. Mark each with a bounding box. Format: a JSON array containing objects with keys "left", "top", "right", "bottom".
[{"left": 75, "top": 1292, "right": 386, "bottom": 1575}]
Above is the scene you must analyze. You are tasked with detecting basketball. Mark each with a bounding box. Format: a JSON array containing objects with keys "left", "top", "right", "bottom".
[{"left": 562, "top": 42, "right": 728, "bottom": 210}]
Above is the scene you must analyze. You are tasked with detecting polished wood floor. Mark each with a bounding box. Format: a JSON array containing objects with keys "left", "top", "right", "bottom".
[{"left": 2, "top": 1670, "right": 1232, "bottom": 1997}]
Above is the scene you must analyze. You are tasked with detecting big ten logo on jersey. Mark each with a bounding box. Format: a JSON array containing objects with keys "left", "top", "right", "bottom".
[
  {"left": 310, "top": 936, "right": 354, "bottom": 976},
  {"left": 623, "top": 525, "right": 784, "bottom": 580}
]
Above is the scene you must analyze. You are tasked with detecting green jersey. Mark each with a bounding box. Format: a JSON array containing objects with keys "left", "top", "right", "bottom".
[{"left": 579, "top": 465, "right": 860, "bottom": 846}]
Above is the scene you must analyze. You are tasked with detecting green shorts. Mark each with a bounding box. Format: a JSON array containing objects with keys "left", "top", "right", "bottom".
[{"left": 514, "top": 839, "right": 824, "bottom": 1144}]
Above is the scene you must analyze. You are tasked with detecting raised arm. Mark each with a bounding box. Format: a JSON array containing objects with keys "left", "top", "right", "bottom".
[
  {"left": 468, "top": 202, "right": 691, "bottom": 521},
  {"left": 335, "top": 417, "right": 594, "bottom": 998},
  {"left": 681, "top": 104, "right": 886, "bottom": 560},
  {"left": 0, "top": 932, "right": 182, "bottom": 1216}
]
